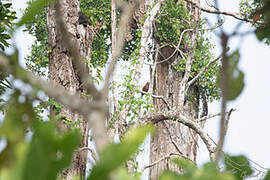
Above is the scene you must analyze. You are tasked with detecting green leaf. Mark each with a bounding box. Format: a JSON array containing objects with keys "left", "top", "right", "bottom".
[
  {"left": 172, "top": 158, "right": 196, "bottom": 170},
  {"left": 88, "top": 125, "right": 155, "bottom": 180},
  {"left": 113, "top": 167, "right": 141, "bottom": 180},
  {"left": 255, "top": 26, "right": 270, "bottom": 42},
  {"left": 264, "top": 170, "right": 270, "bottom": 180},
  {"left": 227, "top": 50, "right": 245, "bottom": 101},
  {"left": 159, "top": 170, "right": 183, "bottom": 180},
  {"left": 17, "top": 0, "right": 55, "bottom": 27},
  {"left": 218, "top": 50, "right": 245, "bottom": 101},
  {"left": 23, "top": 121, "right": 81, "bottom": 180},
  {"left": 160, "top": 159, "right": 235, "bottom": 180},
  {"left": 0, "top": 91, "right": 34, "bottom": 145},
  {"left": 224, "top": 154, "right": 253, "bottom": 180}
]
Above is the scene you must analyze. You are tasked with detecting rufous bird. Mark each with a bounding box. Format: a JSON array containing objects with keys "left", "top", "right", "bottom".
[
  {"left": 141, "top": 82, "right": 150, "bottom": 96},
  {"left": 253, "top": 12, "right": 260, "bottom": 23}
]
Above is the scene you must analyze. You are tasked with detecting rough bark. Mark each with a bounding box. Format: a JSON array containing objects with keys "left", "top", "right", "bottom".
[
  {"left": 149, "top": 0, "right": 201, "bottom": 179},
  {"left": 47, "top": 0, "right": 94, "bottom": 179}
]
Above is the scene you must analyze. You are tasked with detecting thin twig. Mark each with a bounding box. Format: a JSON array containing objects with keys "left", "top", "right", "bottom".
[
  {"left": 196, "top": 108, "right": 236, "bottom": 123},
  {"left": 141, "top": 153, "right": 185, "bottom": 172},
  {"left": 185, "top": 0, "right": 263, "bottom": 24},
  {"left": 141, "top": 91, "right": 171, "bottom": 110},
  {"left": 163, "top": 121, "right": 183, "bottom": 155},
  {"left": 78, "top": 147, "right": 98, "bottom": 162}
]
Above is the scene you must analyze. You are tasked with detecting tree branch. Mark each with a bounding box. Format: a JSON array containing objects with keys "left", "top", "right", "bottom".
[
  {"left": 141, "top": 91, "right": 171, "bottom": 110},
  {"left": 102, "top": 0, "right": 140, "bottom": 96},
  {"left": 132, "top": 0, "right": 163, "bottom": 85},
  {"left": 141, "top": 153, "right": 185, "bottom": 173},
  {"left": 184, "top": 0, "right": 259, "bottom": 23},
  {"left": 148, "top": 112, "right": 217, "bottom": 160},
  {"left": 0, "top": 53, "right": 109, "bottom": 153},
  {"left": 196, "top": 108, "right": 236, "bottom": 123}
]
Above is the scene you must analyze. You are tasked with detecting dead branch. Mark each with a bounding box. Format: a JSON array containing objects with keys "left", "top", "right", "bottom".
[
  {"left": 78, "top": 147, "right": 98, "bottom": 163},
  {"left": 0, "top": 54, "right": 112, "bottom": 152},
  {"left": 157, "top": 24, "right": 223, "bottom": 65},
  {"left": 196, "top": 108, "right": 236, "bottom": 123}
]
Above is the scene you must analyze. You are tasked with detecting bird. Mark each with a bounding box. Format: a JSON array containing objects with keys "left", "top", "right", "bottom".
[
  {"left": 78, "top": 11, "right": 90, "bottom": 27},
  {"left": 141, "top": 82, "right": 150, "bottom": 96},
  {"left": 253, "top": 12, "right": 260, "bottom": 23}
]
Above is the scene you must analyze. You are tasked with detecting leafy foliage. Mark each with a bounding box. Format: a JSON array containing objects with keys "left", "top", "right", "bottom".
[
  {"left": 88, "top": 125, "right": 154, "bottom": 180},
  {"left": 217, "top": 50, "right": 245, "bottom": 101},
  {"left": 17, "top": 0, "right": 55, "bottom": 27},
  {"left": 23, "top": 122, "right": 80, "bottom": 180},
  {"left": 24, "top": 4, "right": 49, "bottom": 76},
  {"left": 0, "top": 1, "right": 16, "bottom": 113},
  {"left": 156, "top": 0, "right": 220, "bottom": 101},
  {"left": 80, "top": 0, "right": 111, "bottom": 68},
  {"left": 0, "top": 50, "right": 81, "bottom": 180},
  {"left": 0, "top": 1, "right": 16, "bottom": 51},
  {"left": 160, "top": 157, "right": 235, "bottom": 180},
  {"left": 239, "top": 0, "right": 270, "bottom": 44},
  {"left": 224, "top": 154, "right": 253, "bottom": 180}
]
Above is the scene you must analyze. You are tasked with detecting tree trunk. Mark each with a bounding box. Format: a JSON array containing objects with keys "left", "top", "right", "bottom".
[
  {"left": 149, "top": 0, "right": 201, "bottom": 179},
  {"left": 47, "top": 0, "right": 94, "bottom": 179}
]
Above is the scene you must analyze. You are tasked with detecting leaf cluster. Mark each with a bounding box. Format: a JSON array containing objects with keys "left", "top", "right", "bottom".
[
  {"left": 240, "top": 0, "right": 270, "bottom": 44},
  {"left": 0, "top": 88, "right": 81, "bottom": 180},
  {"left": 0, "top": 1, "right": 16, "bottom": 51},
  {"left": 159, "top": 154, "right": 270, "bottom": 180},
  {"left": 156, "top": 0, "right": 220, "bottom": 101}
]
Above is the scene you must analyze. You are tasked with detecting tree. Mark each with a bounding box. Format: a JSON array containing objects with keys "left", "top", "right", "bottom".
[
  {"left": 46, "top": 0, "right": 94, "bottom": 178},
  {"left": 1, "top": 0, "right": 270, "bottom": 179}
]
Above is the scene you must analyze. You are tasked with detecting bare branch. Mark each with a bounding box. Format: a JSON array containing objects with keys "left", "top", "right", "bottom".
[
  {"left": 78, "top": 147, "right": 98, "bottom": 162},
  {"left": 141, "top": 91, "right": 171, "bottom": 110},
  {"left": 141, "top": 153, "right": 187, "bottom": 172},
  {"left": 184, "top": 0, "right": 260, "bottom": 23},
  {"left": 196, "top": 108, "right": 236, "bottom": 123},
  {"left": 173, "top": 114, "right": 216, "bottom": 159}
]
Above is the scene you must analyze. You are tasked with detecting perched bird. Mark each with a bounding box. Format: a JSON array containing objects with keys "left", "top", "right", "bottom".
[
  {"left": 141, "top": 82, "right": 150, "bottom": 96},
  {"left": 78, "top": 12, "right": 90, "bottom": 27},
  {"left": 253, "top": 12, "right": 260, "bottom": 23}
]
